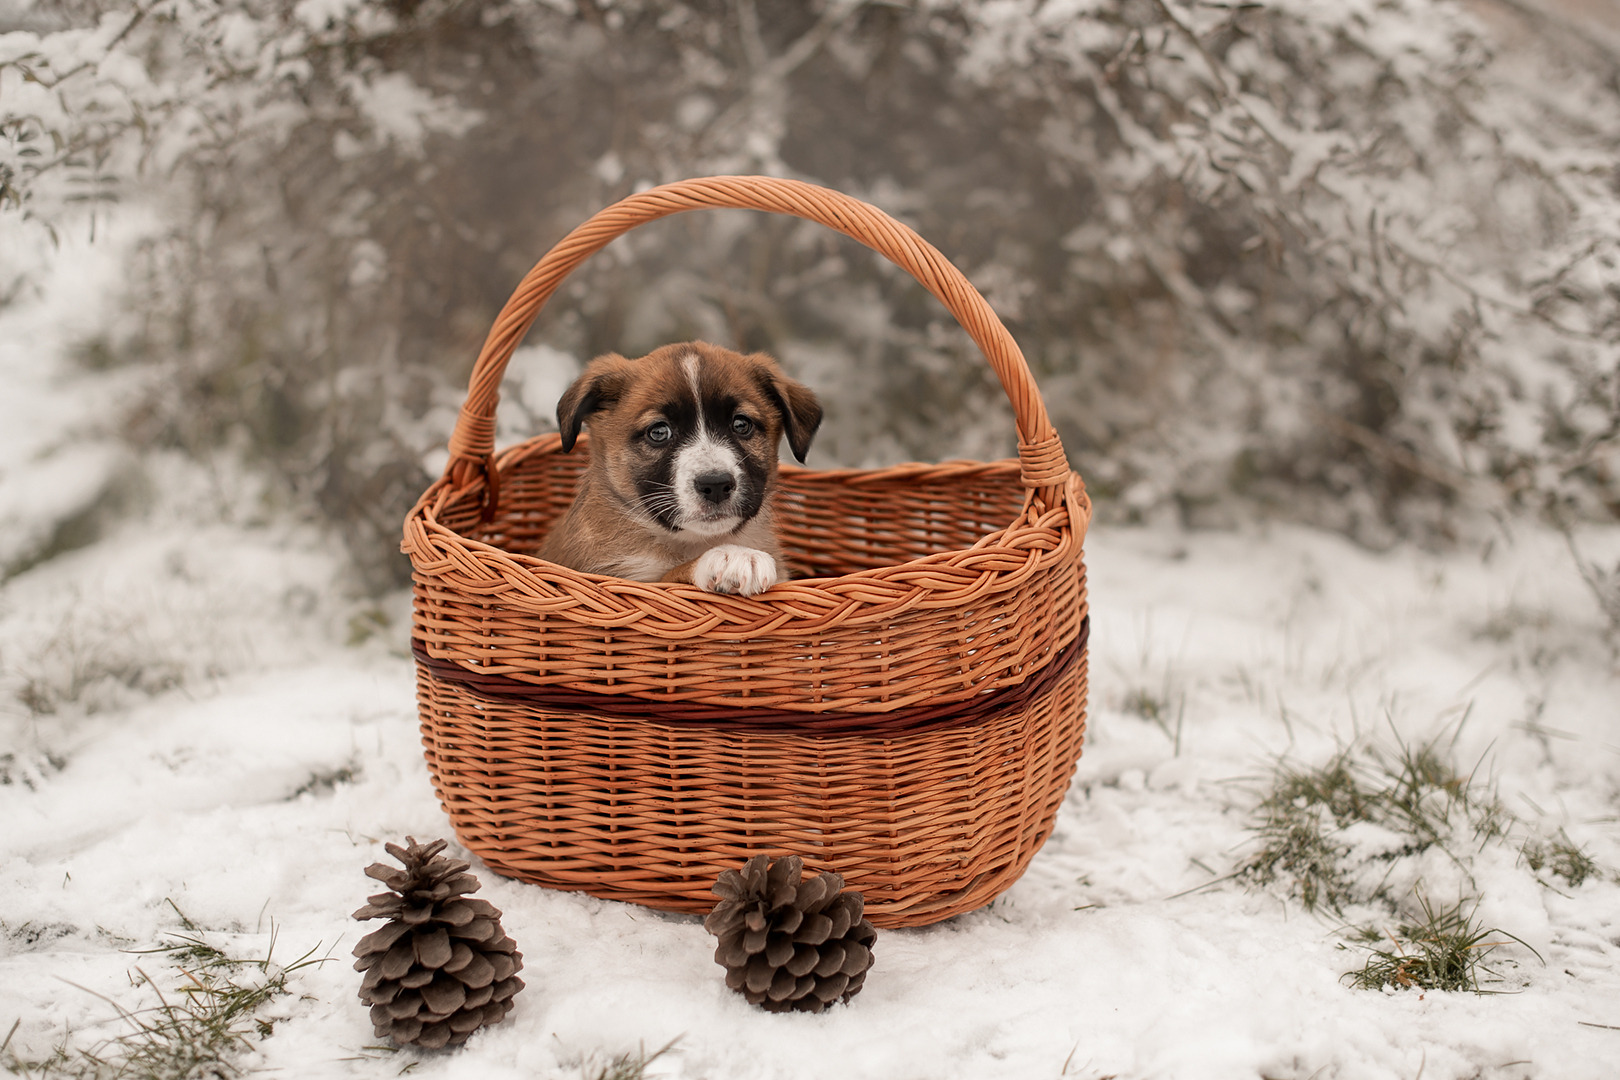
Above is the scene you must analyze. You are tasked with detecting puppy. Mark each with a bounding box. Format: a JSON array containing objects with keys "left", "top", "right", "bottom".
[{"left": 537, "top": 341, "right": 822, "bottom": 596}]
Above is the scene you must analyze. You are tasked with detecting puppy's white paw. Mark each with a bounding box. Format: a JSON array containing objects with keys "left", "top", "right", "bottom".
[{"left": 694, "top": 545, "right": 778, "bottom": 596}]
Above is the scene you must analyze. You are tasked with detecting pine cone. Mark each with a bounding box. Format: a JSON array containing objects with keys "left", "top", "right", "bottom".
[
  {"left": 351, "top": 837, "right": 524, "bottom": 1048},
  {"left": 703, "top": 854, "right": 877, "bottom": 1013}
]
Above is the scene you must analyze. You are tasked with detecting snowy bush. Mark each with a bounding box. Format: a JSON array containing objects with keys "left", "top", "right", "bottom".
[{"left": 4, "top": 0, "right": 1617, "bottom": 586}]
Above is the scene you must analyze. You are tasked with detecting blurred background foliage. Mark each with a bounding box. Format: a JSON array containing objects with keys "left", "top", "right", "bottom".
[{"left": 3, "top": 0, "right": 1618, "bottom": 590}]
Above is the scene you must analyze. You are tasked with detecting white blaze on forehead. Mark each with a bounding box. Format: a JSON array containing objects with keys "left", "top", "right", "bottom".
[
  {"left": 672, "top": 350, "right": 744, "bottom": 535},
  {"left": 681, "top": 352, "right": 705, "bottom": 433}
]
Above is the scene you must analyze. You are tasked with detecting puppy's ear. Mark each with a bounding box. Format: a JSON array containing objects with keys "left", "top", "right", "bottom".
[
  {"left": 754, "top": 361, "right": 823, "bottom": 464},
  {"left": 556, "top": 353, "right": 631, "bottom": 452}
]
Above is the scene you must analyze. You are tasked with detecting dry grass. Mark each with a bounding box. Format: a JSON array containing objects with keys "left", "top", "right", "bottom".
[
  {"left": 0, "top": 903, "right": 326, "bottom": 1079},
  {"left": 1342, "top": 896, "right": 1539, "bottom": 993},
  {"left": 584, "top": 1038, "right": 679, "bottom": 1080}
]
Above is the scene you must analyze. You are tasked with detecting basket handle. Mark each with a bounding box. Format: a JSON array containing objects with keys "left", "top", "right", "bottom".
[{"left": 444, "top": 175, "right": 1070, "bottom": 507}]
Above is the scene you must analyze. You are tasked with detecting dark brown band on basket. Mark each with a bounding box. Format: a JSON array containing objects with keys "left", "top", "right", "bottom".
[{"left": 413, "top": 617, "right": 1087, "bottom": 735}]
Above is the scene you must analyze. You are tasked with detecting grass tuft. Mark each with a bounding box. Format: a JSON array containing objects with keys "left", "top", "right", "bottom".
[
  {"left": 0, "top": 902, "right": 325, "bottom": 1079},
  {"left": 8, "top": 611, "right": 187, "bottom": 719},
  {"left": 585, "top": 1038, "right": 680, "bottom": 1080},
  {"left": 1269, "top": 749, "right": 1373, "bottom": 823},
  {"left": 1239, "top": 752, "right": 1364, "bottom": 912},
  {"left": 1522, "top": 831, "right": 1601, "bottom": 888},
  {"left": 1369, "top": 727, "right": 1507, "bottom": 846},
  {"left": 286, "top": 764, "right": 358, "bottom": 800},
  {"left": 0, "top": 751, "right": 69, "bottom": 792},
  {"left": 1122, "top": 685, "right": 1186, "bottom": 755},
  {"left": 1342, "top": 896, "right": 1537, "bottom": 993},
  {"left": 1238, "top": 729, "right": 1506, "bottom": 913}
]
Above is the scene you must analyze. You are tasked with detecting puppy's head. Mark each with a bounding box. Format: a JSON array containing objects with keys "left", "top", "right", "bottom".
[{"left": 555, "top": 342, "right": 822, "bottom": 537}]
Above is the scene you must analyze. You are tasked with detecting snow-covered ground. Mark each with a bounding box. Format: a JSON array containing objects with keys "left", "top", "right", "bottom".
[{"left": 3, "top": 220, "right": 1619, "bottom": 1080}]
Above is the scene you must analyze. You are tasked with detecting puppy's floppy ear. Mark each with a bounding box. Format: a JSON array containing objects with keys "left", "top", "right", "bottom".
[
  {"left": 753, "top": 359, "right": 823, "bottom": 464},
  {"left": 556, "top": 353, "right": 631, "bottom": 452}
]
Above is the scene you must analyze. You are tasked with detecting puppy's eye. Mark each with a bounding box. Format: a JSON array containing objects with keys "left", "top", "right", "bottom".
[
  {"left": 645, "top": 421, "right": 672, "bottom": 445},
  {"left": 731, "top": 416, "right": 755, "bottom": 438}
]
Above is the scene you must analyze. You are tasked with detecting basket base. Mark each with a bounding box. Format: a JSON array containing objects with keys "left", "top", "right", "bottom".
[{"left": 415, "top": 622, "right": 1088, "bottom": 928}]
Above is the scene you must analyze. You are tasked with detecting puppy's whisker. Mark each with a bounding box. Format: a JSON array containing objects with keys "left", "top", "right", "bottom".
[{"left": 638, "top": 495, "right": 684, "bottom": 515}]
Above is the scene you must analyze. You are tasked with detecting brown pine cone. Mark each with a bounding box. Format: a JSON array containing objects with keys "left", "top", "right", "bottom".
[
  {"left": 703, "top": 854, "right": 877, "bottom": 1013},
  {"left": 351, "top": 837, "right": 524, "bottom": 1048}
]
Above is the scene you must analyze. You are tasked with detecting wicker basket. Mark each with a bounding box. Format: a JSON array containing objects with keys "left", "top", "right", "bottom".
[{"left": 403, "top": 176, "right": 1091, "bottom": 928}]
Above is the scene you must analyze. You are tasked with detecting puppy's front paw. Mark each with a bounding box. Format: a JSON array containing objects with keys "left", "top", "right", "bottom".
[{"left": 694, "top": 545, "right": 778, "bottom": 596}]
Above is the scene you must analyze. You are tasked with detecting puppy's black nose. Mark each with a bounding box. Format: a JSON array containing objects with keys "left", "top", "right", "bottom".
[{"left": 693, "top": 472, "right": 736, "bottom": 505}]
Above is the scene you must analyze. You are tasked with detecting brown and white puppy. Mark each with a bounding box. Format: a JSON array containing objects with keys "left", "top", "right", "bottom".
[{"left": 537, "top": 341, "right": 822, "bottom": 596}]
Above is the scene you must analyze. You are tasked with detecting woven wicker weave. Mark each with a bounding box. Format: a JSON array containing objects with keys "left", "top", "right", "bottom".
[{"left": 403, "top": 176, "right": 1091, "bottom": 927}]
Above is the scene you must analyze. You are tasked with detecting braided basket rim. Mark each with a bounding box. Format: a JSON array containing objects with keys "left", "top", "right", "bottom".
[{"left": 404, "top": 436, "right": 1091, "bottom": 636}]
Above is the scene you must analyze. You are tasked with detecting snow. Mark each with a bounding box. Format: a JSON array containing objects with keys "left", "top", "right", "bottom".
[
  {"left": 339, "top": 69, "right": 484, "bottom": 155},
  {"left": 3, "top": 219, "right": 1620, "bottom": 1079}
]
